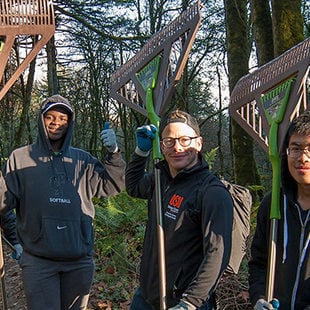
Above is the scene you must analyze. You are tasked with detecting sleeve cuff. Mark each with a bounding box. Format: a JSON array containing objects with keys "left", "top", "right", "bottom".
[
  {"left": 107, "top": 145, "right": 119, "bottom": 153},
  {"left": 135, "top": 146, "right": 150, "bottom": 157}
]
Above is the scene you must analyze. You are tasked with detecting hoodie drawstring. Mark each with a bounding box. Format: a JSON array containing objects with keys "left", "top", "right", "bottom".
[
  {"left": 286, "top": 195, "right": 310, "bottom": 310},
  {"left": 282, "top": 194, "right": 288, "bottom": 263}
]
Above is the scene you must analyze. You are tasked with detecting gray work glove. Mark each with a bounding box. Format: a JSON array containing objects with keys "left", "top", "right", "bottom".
[
  {"left": 254, "top": 299, "right": 275, "bottom": 310},
  {"left": 100, "top": 122, "right": 118, "bottom": 153},
  {"left": 12, "top": 243, "right": 23, "bottom": 262},
  {"left": 168, "top": 299, "right": 196, "bottom": 310}
]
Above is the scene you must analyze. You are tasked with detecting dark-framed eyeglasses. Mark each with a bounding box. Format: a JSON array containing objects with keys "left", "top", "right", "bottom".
[
  {"left": 161, "top": 136, "right": 199, "bottom": 148},
  {"left": 286, "top": 147, "right": 310, "bottom": 159}
]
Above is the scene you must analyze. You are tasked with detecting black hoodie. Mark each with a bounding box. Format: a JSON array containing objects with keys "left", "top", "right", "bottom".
[
  {"left": 126, "top": 152, "right": 233, "bottom": 308},
  {"left": 1, "top": 94, "right": 126, "bottom": 260},
  {"left": 249, "top": 128, "right": 310, "bottom": 309}
]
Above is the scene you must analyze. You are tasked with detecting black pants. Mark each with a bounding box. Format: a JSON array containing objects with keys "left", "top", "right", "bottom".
[{"left": 21, "top": 251, "right": 94, "bottom": 310}]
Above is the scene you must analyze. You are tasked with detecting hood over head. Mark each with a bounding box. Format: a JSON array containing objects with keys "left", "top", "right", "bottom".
[{"left": 37, "top": 94, "right": 75, "bottom": 154}]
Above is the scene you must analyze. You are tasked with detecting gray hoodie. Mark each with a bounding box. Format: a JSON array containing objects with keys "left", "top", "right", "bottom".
[{"left": 2, "top": 95, "right": 126, "bottom": 260}]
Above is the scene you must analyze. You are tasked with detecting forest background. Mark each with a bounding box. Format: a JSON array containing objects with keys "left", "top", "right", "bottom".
[{"left": 0, "top": 0, "right": 309, "bottom": 309}]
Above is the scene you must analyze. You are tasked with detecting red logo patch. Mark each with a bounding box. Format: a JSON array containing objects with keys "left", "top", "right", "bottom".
[{"left": 169, "top": 194, "right": 184, "bottom": 209}]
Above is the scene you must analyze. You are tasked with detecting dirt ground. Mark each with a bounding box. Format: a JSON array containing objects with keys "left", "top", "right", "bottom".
[{"left": 0, "top": 241, "right": 27, "bottom": 310}]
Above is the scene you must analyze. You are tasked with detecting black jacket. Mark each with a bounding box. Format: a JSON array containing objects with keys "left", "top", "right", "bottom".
[
  {"left": 249, "top": 134, "right": 310, "bottom": 309},
  {"left": 126, "top": 153, "right": 233, "bottom": 308},
  {"left": 1, "top": 209, "right": 19, "bottom": 245},
  {"left": 249, "top": 190, "right": 310, "bottom": 309}
]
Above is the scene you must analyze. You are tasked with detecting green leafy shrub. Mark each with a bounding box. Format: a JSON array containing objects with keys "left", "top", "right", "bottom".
[{"left": 89, "top": 191, "right": 147, "bottom": 308}]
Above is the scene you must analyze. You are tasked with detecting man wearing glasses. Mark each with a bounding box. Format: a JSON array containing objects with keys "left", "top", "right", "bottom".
[
  {"left": 249, "top": 111, "right": 310, "bottom": 310},
  {"left": 126, "top": 109, "right": 234, "bottom": 309}
]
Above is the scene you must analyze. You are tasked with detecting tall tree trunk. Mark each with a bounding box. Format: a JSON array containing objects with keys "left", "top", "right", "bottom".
[
  {"left": 14, "top": 36, "right": 37, "bottom": 148},
  {"left": 250, "top": 0, "right": 274, "bottom": 65},
  {"left": 272, "top": 0, "right": 304, "bottom": 56},
  {"left": 225, "top": 0, "right": 260, "bottom": 186},
  {"left": 216, "top": 66, "right": 224, "bottom": 174},
  {"left": 46, "top": 35, "right": 58, "bottom": 95}
]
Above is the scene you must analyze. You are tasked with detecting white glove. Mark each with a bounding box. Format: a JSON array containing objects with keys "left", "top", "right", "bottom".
[
  {"left": 168, "top": 299, "right": 196, "bottom": 310},
  {"left": 254, "top": 299, "right": 274, "bottom": 310},
  {"left": 100, "top": 122, "right": 118, "bottom": 153}
]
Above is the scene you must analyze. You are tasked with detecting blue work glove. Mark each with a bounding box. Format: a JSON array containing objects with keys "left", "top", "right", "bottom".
[
  {"left": 12, "top": 243, "right": 23, "bottom": 263},
  {"left": 135, "top": 124, "right": 157, "bottom": 156},
  {"left": 254, "top": 298, "right": 278, "bottom": 310},
  {"left": 168, "top": 299, "right": 196, "bottom": 310},
  {"left": 100, "top": 122, "right": 118, "bottom": 153}
]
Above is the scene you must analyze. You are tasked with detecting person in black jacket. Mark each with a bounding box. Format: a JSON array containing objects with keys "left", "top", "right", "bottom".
[
  {"left": 126, "top": 110, "right": 233, "bottom": 309},
  {"left": 0, "top": 94, "right": 126, "bottom": 310},
  {"left": 248, "top": 111, "right": 310, "bottom": 310},
  {"left": 1, "top": 209, "right": 23, "bottom": 261}
]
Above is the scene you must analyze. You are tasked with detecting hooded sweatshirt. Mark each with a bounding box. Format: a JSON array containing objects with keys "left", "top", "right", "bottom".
[
  {"left": 126, "top": 152, "right": 233, "bottom": 308},
  {"left": 249, "top": 136, "right": 310, "bottom": 309},
  {"left": 1, "top": 95, "right": 126, "bottom": 260}
]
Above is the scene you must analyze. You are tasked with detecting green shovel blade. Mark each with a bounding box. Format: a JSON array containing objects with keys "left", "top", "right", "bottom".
[
  {"left": 260, "top": 78, "right": 294, "bottom": 219},
  {"left": 136, "top": 55, "right": 162, "bottom": 160}
]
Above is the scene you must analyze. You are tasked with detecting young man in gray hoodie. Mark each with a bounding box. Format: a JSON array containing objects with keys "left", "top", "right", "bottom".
[{"left": 0, "top": 94, "right": 126, "bottom": 309}]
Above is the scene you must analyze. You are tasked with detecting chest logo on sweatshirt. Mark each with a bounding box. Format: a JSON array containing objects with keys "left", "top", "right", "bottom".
[
  {"left": 49, "top": 173, "right": 71, "bottom": 204},
  {"left": 164, "top": 194, "right": 184, "bottom": 220},
  {"left": 169, "top": 194, "right": 184, "bottom": 208}
]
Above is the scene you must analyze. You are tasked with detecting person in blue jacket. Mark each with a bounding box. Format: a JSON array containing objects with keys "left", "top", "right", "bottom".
[
  {"left": 249, "top": 111, "right": 310, "bottom": 310},
  {"left": 126, "top": 109, "right": 233, "bottom": 309},
  {"left": 0, "top": 94, "right": 126, "bottom": 310}
]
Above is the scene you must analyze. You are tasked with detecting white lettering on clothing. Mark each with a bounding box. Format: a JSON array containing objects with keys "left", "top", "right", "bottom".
[
  {"left": 164, "top": 204, "right": 179, "bottom": 220},
  {"left": 49, "top": 197, "right": 71, "bottom": 204}
]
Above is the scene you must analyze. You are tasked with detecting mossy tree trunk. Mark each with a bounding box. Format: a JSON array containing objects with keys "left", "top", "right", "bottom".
[
  {"left": 250, "top": 0, "right": 274, "bottom": 65},
  {"left": 224, "top": 0, "right": 261, "bottom": 186},
  {"left": 272, "top": 0, "right": 304, "bottom": 56}
]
